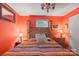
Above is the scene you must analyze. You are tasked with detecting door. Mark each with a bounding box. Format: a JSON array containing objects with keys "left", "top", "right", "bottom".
[{"left": 68, "top": 14, "right": 79, "bottom": 54}]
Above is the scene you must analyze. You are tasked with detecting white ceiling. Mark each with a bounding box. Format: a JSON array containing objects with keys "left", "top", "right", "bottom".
[{"left": 7, "top": 3, "right": 79, "bottom": 16}]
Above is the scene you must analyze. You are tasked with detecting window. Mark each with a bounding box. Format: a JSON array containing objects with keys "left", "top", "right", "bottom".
[{"left": 36, "top": 20, "right": 48, "bottom": 27}]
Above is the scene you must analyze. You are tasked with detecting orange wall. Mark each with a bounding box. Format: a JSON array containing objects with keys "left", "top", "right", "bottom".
[
  {"left": 16, "top": 15, "right": 29, "bottom": 40},
  {"left": 0, "top": 19, "right": 19, "bottom": 55},
  {"left": 29, "top": 15, "right": 68, "bottom": 39},
  {"left": 49, "top": 16, "right": 68, "bottom": 38},
  {"left": 0, "top": 15, "right": 28, "bottom": 55},
  {"left": 0, "top": 4, "right": 19, "bottom": 55}
]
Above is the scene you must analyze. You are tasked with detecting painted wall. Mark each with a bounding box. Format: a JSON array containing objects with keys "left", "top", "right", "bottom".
[
  {"left": 0, "top": 15, "right": 28, "bottom": 55},
  {"left": 49, "top": 16, "right": 68, "bottom": 38},
  {"left": 16, "top": 15, "right": 29, "bottom": 40},
  {"left": 29, "top": 15, "right": 68, "bottom": 37},
  {"left": 0, "top": 19, "right": 19, "bottom": 55},
  {"left": 0, "top": 3, "right": 19, "bottom": 55},
  {"left": 49, "top": 16, "right": 68, "bottom": 47}
]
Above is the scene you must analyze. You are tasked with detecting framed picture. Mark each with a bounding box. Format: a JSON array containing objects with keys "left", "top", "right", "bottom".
[
  {"left": 53, "top": 24, "right": 58, "bottom": 28},
  {"left": 0, "top": 3, "right": 15, "bottom": 23},
  {"left": 36, "top": 20, "right": 49, "bottom": 27}
]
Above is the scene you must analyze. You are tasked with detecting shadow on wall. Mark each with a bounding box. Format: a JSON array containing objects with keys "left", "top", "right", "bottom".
[{"left": 0, "top": 19, "right": 19, "bottom": 55}]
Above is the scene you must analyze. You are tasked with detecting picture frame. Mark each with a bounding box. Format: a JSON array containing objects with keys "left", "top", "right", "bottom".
[
  {"left": 53, "top": 24, "right": 58, "bottom": 28},
  {"left": 0, "top": 3, "right": 15, "bottom": 23}
]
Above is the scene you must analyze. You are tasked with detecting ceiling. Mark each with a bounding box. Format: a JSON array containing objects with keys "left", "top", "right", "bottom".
[{"left": 7, "top": 3, "right": 79, "bottom": 16}]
